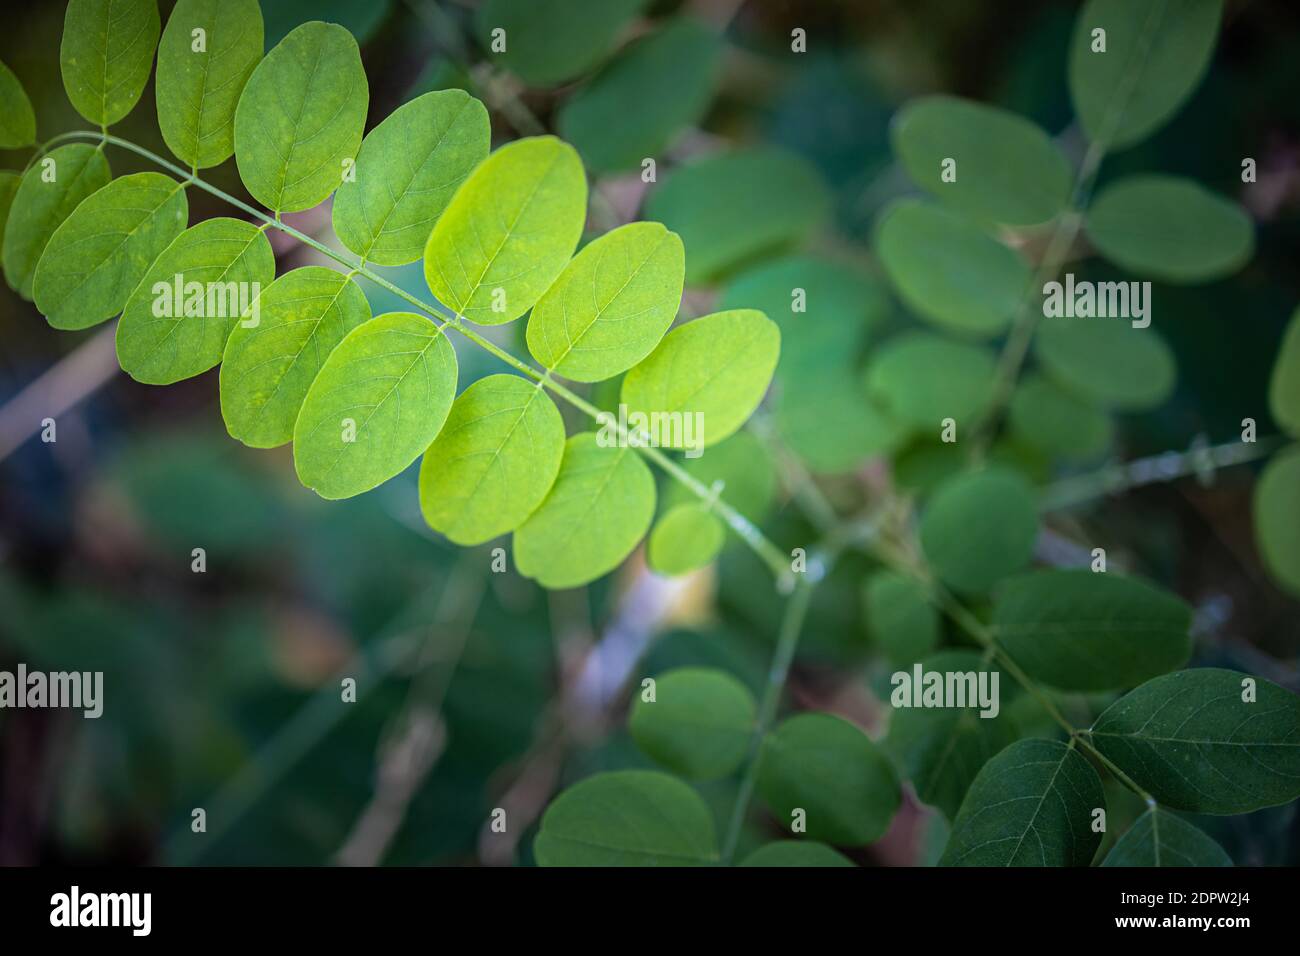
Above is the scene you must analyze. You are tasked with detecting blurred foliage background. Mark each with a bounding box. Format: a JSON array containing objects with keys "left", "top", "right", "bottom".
[{"left": 1, "top": 0, "right": 1298, "bottom": 866}]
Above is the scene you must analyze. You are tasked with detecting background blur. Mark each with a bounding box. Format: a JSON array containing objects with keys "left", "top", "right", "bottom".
[{"left": 1, "top": 0, "right": 1298, "bottom": 866}]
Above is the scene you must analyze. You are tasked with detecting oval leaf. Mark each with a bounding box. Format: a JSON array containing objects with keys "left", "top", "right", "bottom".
[
  {"left": 1090, "top": 668, "right": 1300, "bottom": 814},
  {"left": 920, "top": 467, "right": 1038, "bottom": 595},
  {"left": 757, "top": 712, "right": 900, "bottom": 846},
  {"left": 619, "top": 309, "right": 779, "bottom": 450},
  {"left": 292, "top": 312, "right": 458, "bottom": 499},
  {"left": 60, "top": 0, "right": 160, "bottom": 127},
  {"left": 221, "top": 266, "right": 372, "bottom": 448},
  {"left": 739, "top": 841, "right": 854, "bottom": 868},
  {"left": 661, "top": 430, "right": 775, "bottom": 525},
  {"left": 333, "top": 90, "right": 490, "bottom": 266},
  {"left": 994, "top": 569, "right": 1192, "bottom": 692},
  {"left": 418, "top": 373, "right": 566, "bottom": 546},
  {"left": 647, "top": 503, "right": 725, "bottom": 577},
  {"left": 526, "top": 221, "right": 684, "bottom": 382},
  {"left": 116, "top": 217, "right": 274, "bottom": 384},
  {"left": 628, "top": 667, "right": 755, "bottom": 780},
  {"left": 513, "top": 433, "right": 656, "bottom": 589},
  {"left": 1254, "top": 444, "right": 1300, "bottom": 598},
  {"left": 233, "top": 21, "right": 368, "bottom": 213},
  {"left": 863, "top": 571, "right": 940, "bottom": 666},
  {"left": 865, "top": 332, "right": 996, "bottom": 431},
  {"left": 0, "top": 59, "right": 36, "bottom": 148},
  {"left": 941, "top": 739, "right": 1104, "bottom": 866},
  {"left": 476, "top": 0, "right": 650, "bottom": 87},
  {"left": 156, "top": 0, "right": 263, "bottom": 170},
  {"left": 33, "top": 172, "right": 188, "bottom": 330},
  {"left": 1101, "top": 808, "right": 1231, "bottom": 867},
  {"left": 1008, "top": 374, "right": 1113, "bottom": 461},
  {"left": 424, "top": 136, "right": 586, "bottom": 325},
  {"left": 1035, "top": 315, "right": 1176, "bottom": 411},
  {"left": 1270, "top": 307, "right": 1300, "bottom": 439},
  {"left": 534, "top": 770, "right": 717, "bottom": 866}
]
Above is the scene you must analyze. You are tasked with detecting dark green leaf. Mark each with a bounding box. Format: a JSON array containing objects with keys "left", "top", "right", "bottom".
[
  {"left": 920, "top": 467, "right": 1039, "bottom": 595},
  {"left": 1008, "top": 373, "right": 1113, "bottom": 461},
  {"left": 862, "top": 571, "right": 939, "bottom": 666},
  {"left": 0, "top": 59, "right": 36, "bottom": 147},
  {"left": 1271, "top": 307, "right": 1300, "bottom": 439},
  {"left": 628, "top": 667, "right": 755, "bottom": 779},
  {"left": 865, "top": 332, "right": 996, "bottom": 432},
  {"left": 1101, "top": 808, "right": 1231, "bottom": 867},
  {"left": 1254, "top": 445, "right": 1300, "bottom": 598},
  {"left": 477, "top": 0, "right": 649, "bottom": 87},
  {"left": 739, "top": 841, "right": 854, "bottom": 867}
]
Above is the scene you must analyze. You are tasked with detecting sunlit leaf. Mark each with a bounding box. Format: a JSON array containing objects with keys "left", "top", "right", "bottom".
[
  {"left": 661, "top": 430, "right": 775, "bottom": 525},
  {"left": 647, "top": 503, "right": 725, "bottom": 577},
  {"left": 60, "top": 0, "right": 160, "bottom": 127}
]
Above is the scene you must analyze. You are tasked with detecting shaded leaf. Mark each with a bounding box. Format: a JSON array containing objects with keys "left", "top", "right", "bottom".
[
  {"left": 628, "top": 667, "right": 754, "bottom": 779},
  {"left": 739, "top": 841, "right": 854, "bottom": 867},
  {"left": 661, "top": 430, "right": 775, "bottom": 525},
  {"left": 779, "top": 370, "right": 906, "bottom": 474},
  {"left": 1254, "top": 445, "right": 1300, "bottom": 598},
  {"left": 60, "top": 0, "right": 160, "bottom": 127},
  {"left": 1035, "top": 315, "right": 1175, "bottom": 411},
  {"left": 647, "top": 503, "right": 725, "bottom": 577},
  {"left": 1101, "top": 808, "right": 1231, "bottom": 867},
  {"left": 865, "top": 332, "right": 996, "bottom": 431},
  {"left": 0, "top": 59, "right": 36, "bottom": 147},
  {"left": 920, "top": 467, "right": 1038, "bottom": 595},
  {"left": 477, "top": 0, "right": 649, "bottom": 87},
  {"left": 1271, "top": 307, "right": 1300, "bottom": 439},
  {"left": 1008, "top": 373, "right": 1112, "bottom": 461},
  {"left": 0, "top": 172, "right": 20, "bottom": 243},
  {"left": 264, "top": 0, "right": 392, "bottom": 48},
  {"left": 863, "top": 571, "right": 939, "bottom": 666}
]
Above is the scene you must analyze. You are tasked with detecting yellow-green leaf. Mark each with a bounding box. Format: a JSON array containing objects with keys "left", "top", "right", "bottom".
[
  {"left": 0, "top": 59, "right": 36, "bottom": 147},
  {"left": 647, "top": 503, "right": 724, "bottom": 576},
  {"left": 60, "top": 0, "right": 160, "bottom": 127}
]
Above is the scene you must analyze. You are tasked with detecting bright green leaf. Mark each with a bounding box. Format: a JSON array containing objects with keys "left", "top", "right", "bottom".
[
  {"left": 628, "top": 667, "right": 754, "bottom": 779},
  {"left": 33, "top": 172, "right": 188, "bottom": 330},
  {"left": 1271, "top": 307, "right": 1300, "bottom": 439},
  {"left": 862, "top": 572, "right": 939, "bottom": 666},
  {"left": 292, "top": 312, "right": 457, "bottom": 499},
  {"left": 647, "top": 503, "right": 725, "bottom": 576},
  {"left": 920, "top": 467, "right": 1038, "bottom": 594},
  {"left": 865, "top": 332, "right": 996, "bottom": 432},
  {"left": 0, "top": 59, "right": 36, "bottom": 147},
  {"left": 418, "top": 373, "right": 565, "bottom": 546},
  {"left": 221, "top": 266, "right": 372, "bottom": 448},
  {"left": 1035, "top": 315, "right": 1176, "bottom": 411},
  {"left": 526, "top": 221, "right": 684, "bottom": 382},
  {"left": 739, "top": 841, "right": 854, "bottom": 867},
  {"left": 661, "top": 430, "right": 775, "bottom": 525},
  {"left": 424, "top": 136, "right": 586, "bottom": 325},
  {"left": 116, "top": 217, "right": 274, "bottom": 384},
  {"left": 1102, "top": 808, "right": 1231, "bottom": 867},
  {"left": 333, "top": 90, "right": 490, "bottom": 266},
  {"left": 941, "top": 738, "right": 1103, "bottom": 866},
  {"left": 60, "top": 0, "right": 160, "bottom": 127},
  {"left": 1008, "top": 373, "right": 1113, "bottom": 461},
  {"left": 757, "top": 712, "right": 900, "bottom": 846},
  {"left": 1254, "top": 445, "right": 1300, "bottom": 598},
  {"left": 513, "top": 433, "right": 655, "bottom": 589},
  {"left": 477, "top": 0, "right": 649, "bottom": 87},
  {"left": 994, "top": 569, "right": 1192, "bottom": 692},
  {"left": 1090, "top": 668, "right": 1300, "bottom": 814},
  {"left": 233, "top": 21, "right": 368, "bottom": 213}
]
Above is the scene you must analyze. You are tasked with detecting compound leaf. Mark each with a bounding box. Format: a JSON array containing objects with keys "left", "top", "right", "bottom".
[
  {"left": 0, "top": 59, "right": 36, "bottom": 147},
  {"left": 1101, "top": 808, "right": 1231, "bottom": 867},
  {"left": 221, "top": 266, "right": 371, "bottom": 448},
  {"left": 628, "top": 667, "right": 755, "bottom": 780},
  {"left": 739, "top": 841, "right": 855, "bottom": 868},
  {"left": 647, "top": 503, "right": 725, "bottom": 577},
  {"left": 424, "top": 136, "right": 586, "bottom": 325},
  {"left": 920, "top": 467, "right": 1038, "bottom": 595},
  {"left": 865, "top": 332, "right": 996, "bottom": 432},
  {"left": 513, "top": 433, "right": 655, "bottom": 589},
  {"left": 117, "top": 217, "right": 274, "bottom": 384},
  {"left": 292, "top": 311, "right": 457, "bottom": 499},
  {"left": 1090, "top": 668, "right": 1300, "bottom": 814},
  {"left": 477, "top": 0, "right": 649, "bottom": 88},
  {"left": 1035, "top": 315, "right": 1175, "bottom": 411},
  {"left": 418, "top": 373, "right": 565, "bottom": 546},
  {"left": 233, "top": 21, "right": 367, "bottom": 213},
  {"left": 1254, "top": 445, "right": 1300, "bottom": 598},
  {"left": 333, "top": 90, "right": 490, "bottom": 266},
  {"left": 33, "top": 172, "right": 188, "bottom": 330},
  {"left": 60, "top": 0, "right": 160, "bottom": 127},
  {"left": 526, "top": 221, "right": 684, "bottom": 382}
]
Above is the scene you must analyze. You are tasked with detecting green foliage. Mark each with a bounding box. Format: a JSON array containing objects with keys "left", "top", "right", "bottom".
[
  {"left": 60, "top": 0, "right": 160, "bottom": 127},
  {"left": 0, "top": 173, "right": 18, "bottom": 239},
  {"left": 293, "top": 312, "right": 458, "bottom": 500},
  {"left": 1253, "top": 446, "right": 1300, "bottom": 597},
  {"left": 660, "top": 430, "right": 775, "bottom": 525},
  {"left": 418, "top": 373, "right": 565, "bottom": 546},
  {"left": 1091, "top": 669, "right": 1300, "bottom": 814},
  {"left": 628, "top": 668, "right": 755, "bottom": 779},
  {"left": 994, "top": 570, "right": 1192, "bottom": 692},
  {"left": 534, "top": 770, "right": 717, "bottom": 866},
  {"left": 647, "top": 503, "right": 725, "bottom": 576},
  {"left": 756, "top": 713, "right": 900, "bottom": 845},
  {"left": 1008, "top": 374, "right": 1112, "bottom": 461},
  {"left": 0, "top": 59, "right": 36, "bottom": 148},
  {"left": 157, "top": 0, "right": 264, "bottom": 170},
  {"left": 1271, "top": 308, "right": 1300, "bottom": 438},
  {"left": 1101, "top": 808, "right": 1231, "bottom": 867},
  {"left": 862, "top": 572, "right": 939, "bottom": 666},
  {"left": 423, "top": 136, "right": 586, "bottom": 325},
  {"left": 234, "top": 22, "right": 368, "bottom": 213},
  {"left": 1035, "top": 315, "right": 1176, "bottom": 411},
  {"left": 739, "top": 841, "right": 854, "bottom": 867},
  {"left": 865, "top": 332, "right": 996, "bottom": 431},
  {"left": 476, "top": 0, "right": 649, "bottom": 87},
  {"left": 34, "top": 172, "right": 188, "bottom": 330},
  {"left": 920, "top": 468, "right": 1039, "bottom": 594}
]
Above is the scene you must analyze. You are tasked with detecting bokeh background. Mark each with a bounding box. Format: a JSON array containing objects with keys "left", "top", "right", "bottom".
[{"left": 1, "top": 0, "right": 1298, "bottom": 866}]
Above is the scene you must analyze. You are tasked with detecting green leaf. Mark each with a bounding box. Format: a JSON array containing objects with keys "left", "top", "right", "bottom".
[
  {"left": 862, "top": 572, "right": 939, "bottom": 666},
  {"left": 423, "top": 136, "right": 586, "bottom": 325},
  {"left": 0, "top": 172, "right": 21, "bottom": 244},
  {"left": 628, "top": 667, "right": 755, "bottom": 779},
  {"left": 619, "top": 309, "right": 779, "bottom": 450},
  {"left": 477, "top": 0, "right": 649, "bottom": 87},
  {"left": 1254, "top": 445, "right": 1300, "bottom": 598},
  {"left": 233, "top": 21, "right": 368, "bottom": 213},
  {"left": 1101, "top": 808, "right": 1231, "bottom": 867},
  {"left": 534, "top": 769, "right": 717, "bottom": 866},
  {"left": 647, "top": 503, "right": 725, "bottom": 577},
  {"left": 116, "top": 217, "right": 274, "bottom": 384},
  {"left": 558, "top": 18, "right": 721, "bottom": 174},
  {"left": 1008, "top": 373, "right": 1113, "bottom": 461},
  {"left": 220, "top": 266, "right": 372, "bottom": 448},
  {"left": 292, "top": 312, "right": 458, "bottom": 499},
  {"left": 1035, "top": 316, "right": 1176, "bottom": 411},
  {"left": 33, "top": 172, "right": 189, "bottom": 330},
  {"left": 1090, "top": 668, "right": 1300, "bottom": 814},
  {"left": 0, "top": 59, "right": 36, "bottom": 147},
  {"left": 2, "top": 143, "right": 111, "bottom": 299},
  {"left": 779, "top": 371, "right": 906, "bottom": 474},
  {"left": 513, "top": 433, "right": 656, "bottom": 589},
  {"left": 645, "top": 148, "right": 829, "bottom": 285},
  {"left": 739, "top": 841, "right": 855, "bottom": 867},
  {"left": 60, "top": 0, "right": 160, "bottom": 127},
  {"left": 661, "top": 430, "right": 775, "bottom": 525},
  {"left": 920, "top": 467, "right": 1038, "bottom": 595},
  {"left": 891, "top": 96, "right": 1071, "bottom": 226},
  {"left": 757, "top": 712, "right": 900, "bottom": 846},
  {"left": 526, "top": 221, "right": 684, "bottom": 382},
  {"left": 941, "top": 739, "right": 1104, "bottom": 866},
  {"left": 418, "top": 373, "right": 565, "bottom": 546},
  {"left": 1086, "top": 175, "right": 1253, "bottom": 283},
  {"left": 1271, "top": 307, "right": 1300, "bottom": 439},
  {"left": 876, "top": 200, "right": 1031, "bottom": 338},
  {"left": 865, "top": 332, "right": 996, "bottom": 432},
  {"left": 887, "top": 650, "right": 1018, "bottom": 820},
  {"left": 1069, "top": 0, "right": 1223, "bottom": 151},
  {"left": 332, "top": 90, "right": 490, "bottom": 267},
  {"left": 993, "top": 570, "right": 1192, "bottom": 692}
]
